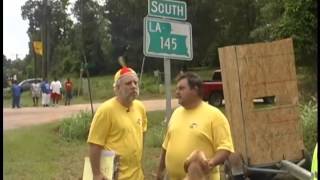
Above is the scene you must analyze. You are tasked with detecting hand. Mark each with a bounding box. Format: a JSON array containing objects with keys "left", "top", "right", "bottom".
[
  {"left": 205, "top": 159, "right": 215, "bottom": 173},
  {"left": 184, "top": 150, "right": 210, "bottom": 173},
  {"left": 184, "top": 158, "right": 191, "bottom": 173},
  {"left": 93, "top": 173, "right": 108, "bottom": 180}
]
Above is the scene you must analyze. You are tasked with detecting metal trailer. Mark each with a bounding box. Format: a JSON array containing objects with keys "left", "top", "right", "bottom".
[
  {"left": 223, "top": 151, "right": 312, "bottom": 180},
  {"left": 218, "top": 38, "right": 313, "bottom": 180}
]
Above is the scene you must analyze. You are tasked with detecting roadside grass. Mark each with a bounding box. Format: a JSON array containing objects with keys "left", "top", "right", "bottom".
[
  {"left": 3, "top": 92, "right": 35, "bottom": 107},
  {"left": 143, "top": 111, "right": 166, "bottom": 179},
  {"left": 3, "top": 121, "right": 60, "bottom": 179},
  {"left": 4, "top": 110, "right": 167, "bottom": 180}
]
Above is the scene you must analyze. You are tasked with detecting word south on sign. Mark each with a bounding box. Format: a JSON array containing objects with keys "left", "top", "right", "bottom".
[{"left": 148, "top": 0, "right": 187, "bottom": 21}]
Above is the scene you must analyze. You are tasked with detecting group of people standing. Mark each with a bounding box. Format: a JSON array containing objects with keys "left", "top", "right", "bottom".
[
  {"left": 36, "top": 78, "right": 62, "bottom": 107},
  {"left": 11, "top": 77, "right": 73, "bottom": 108},
  {"left": 35, "top": 77, "right": 73, "bottom": 107}
]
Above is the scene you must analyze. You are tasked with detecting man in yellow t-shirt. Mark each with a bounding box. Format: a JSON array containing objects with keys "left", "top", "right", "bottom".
[
  {"left": 87, "top": 66, "right": 147, "bottom": 180},
  {"left": 156, "top": 72, "right": 234, "bottom": 180}
]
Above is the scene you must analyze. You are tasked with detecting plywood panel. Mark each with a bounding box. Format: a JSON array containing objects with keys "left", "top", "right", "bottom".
[
  {"left": 218, "top": 46, "right": 248, "bottom": 162},
  {"left": 245, "top": 106, "right": 304, "bottom": 165},
  {"left": 218, "top": 38, "right": 304, "bottom": 166}
]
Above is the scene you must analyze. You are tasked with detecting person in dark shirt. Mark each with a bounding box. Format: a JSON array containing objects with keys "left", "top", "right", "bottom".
[
  {"left": 11, "top": 80, "right": 22, "bottom": 108},
  {"left": 64, "top": 78, "right": 73, "bottom": 106}
]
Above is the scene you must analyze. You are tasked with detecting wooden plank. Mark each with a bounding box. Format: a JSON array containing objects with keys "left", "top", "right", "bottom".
[{"left": 218, "top": 46, "right": 248, "bottom": 163}]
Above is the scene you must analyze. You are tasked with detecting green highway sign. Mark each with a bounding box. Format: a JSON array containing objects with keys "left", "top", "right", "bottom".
[
  {"left": 148, "top": 0, "right": 187, "bottom": 21},
  {"left": 143, "top": 17, "right": 193, "bottom": 60}
]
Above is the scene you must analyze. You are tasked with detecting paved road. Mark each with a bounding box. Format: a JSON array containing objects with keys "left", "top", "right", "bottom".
[{"left": 3, "top": 99, "right": 179, "bottom": 130}]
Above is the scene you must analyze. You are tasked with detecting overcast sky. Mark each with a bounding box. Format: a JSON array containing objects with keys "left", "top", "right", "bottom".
[
  {"left": 3, "top": 0, "right": 30, "bottom": 60},
  {"left": 3, "top": 0, "right": 106, "bottom": 61}
]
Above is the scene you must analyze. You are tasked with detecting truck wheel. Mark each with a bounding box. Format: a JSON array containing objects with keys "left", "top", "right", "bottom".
[{"left": 209, "top": 92, "right": 223, "bottom": 107}]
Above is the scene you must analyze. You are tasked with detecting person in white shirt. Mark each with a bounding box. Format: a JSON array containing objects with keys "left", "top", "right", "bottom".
[
  {"left": 41, "top": 79, "right": 51, "bottom": 107},
  {"left": 31, "top": 81, "right": 41, "bottom": 106},
  {"left": 50, "top": 77, "right": 62, "bottom": 105}
]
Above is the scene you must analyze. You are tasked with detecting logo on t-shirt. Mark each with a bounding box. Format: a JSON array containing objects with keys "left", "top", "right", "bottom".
[
  {"left": 189, "top": 122, "right": 198, "bottom": 128},
  {"left": 137, "top": 118, "right": 142, "bottom": 126}
]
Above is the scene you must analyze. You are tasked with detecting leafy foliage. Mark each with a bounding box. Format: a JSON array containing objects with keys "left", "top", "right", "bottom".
[
  {"left": 251, "top": 0, "right": 317, "bottom": 71},
  {"left": 73, "top": 0, "right": 114, "bottom": 75},
  {"left": 300, "top": 97, "right": 318, "bottom": 153}
]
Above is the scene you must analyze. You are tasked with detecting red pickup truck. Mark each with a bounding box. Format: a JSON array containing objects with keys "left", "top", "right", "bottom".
[
  {"left": 202, "top": 69, "right": 275, "bottom": 106},
  {"left": 202, "top": 69, "right": 224, "bottom": 106}
]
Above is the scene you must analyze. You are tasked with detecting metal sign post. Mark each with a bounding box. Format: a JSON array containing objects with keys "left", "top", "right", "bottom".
[
  {"left": 164, "top": 58, "right": 172, "bottom": 122},
  {"left": 143, "top": 0, "right": 193, "bottom": 124}
]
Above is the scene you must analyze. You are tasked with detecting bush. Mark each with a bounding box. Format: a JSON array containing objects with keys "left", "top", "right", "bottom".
[
  {"left": 300, "top": 97, "right": 318, "bottom": 153},
  {"left": 58, "top": 111, "right": 92, "bottom": 142}
]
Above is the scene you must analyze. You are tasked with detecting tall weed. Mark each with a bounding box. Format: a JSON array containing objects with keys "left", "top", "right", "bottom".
[
  {"left": 144, "top": 111, "right": 167, "bottom": 147},
  {"left": 145, "top": 121, "right": 167, "bottom": 148},
  {"left": 58, "top": 111, "right": 92, "bottom": 142},
  {"left": 300, "top": 97, "right": 318, "bottom": 153}
]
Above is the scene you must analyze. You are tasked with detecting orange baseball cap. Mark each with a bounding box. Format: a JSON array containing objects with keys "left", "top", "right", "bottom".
[{"left": 113, "top": 66, "right": 137, "bottom": 87}]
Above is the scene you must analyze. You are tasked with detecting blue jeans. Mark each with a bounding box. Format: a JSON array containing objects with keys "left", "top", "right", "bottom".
[{"left": 12, "top": 95, "right": 20, "bottom": 108}]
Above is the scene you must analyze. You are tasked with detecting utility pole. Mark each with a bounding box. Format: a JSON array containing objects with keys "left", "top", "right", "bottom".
[
  {"left": 46, "top": 2, "right": 50, "bottom": 79},
  {"left": 81, "top": 0, "right": 94, "bottom": 118},
  {"left": 41, "top": 0, "right": 48, "bottom": 79}
]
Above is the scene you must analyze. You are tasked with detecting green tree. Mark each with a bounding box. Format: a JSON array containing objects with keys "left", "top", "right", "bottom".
[
  {"left": 276, "top": 0, "right": 317, "bottom": 69},
  {"left": 251, "top": 0, "right": 317, "bottom": 73},
  {"left": 47, "top": 0, "right": 80, "bottom": 77},
  {"left": 185, "top": 0, "right": 258, "bottom": 68},
  {"left": 21, "top": 0, "right": 43, "bottom": 78},
  {"left": 105, "top": 0, "right": 148, "bottom": 72},
  {"left": 73, "top": 0, "right": 113, "bottom": 75}
]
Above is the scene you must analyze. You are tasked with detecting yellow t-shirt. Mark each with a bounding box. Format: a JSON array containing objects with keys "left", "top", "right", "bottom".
[
  {"left": 87, "top": 97, "right": 147, "bottom": 180},
  {"left": 163, "top": 101, "right": 234, "bottom": 180},
  {"left": 311, "top": 143, "right": 317, "bottom": 180}
]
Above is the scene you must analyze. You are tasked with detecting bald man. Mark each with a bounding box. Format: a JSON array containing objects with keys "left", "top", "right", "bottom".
[{"left": 87, "top": 67, "right": 148, "bottom": 180}]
